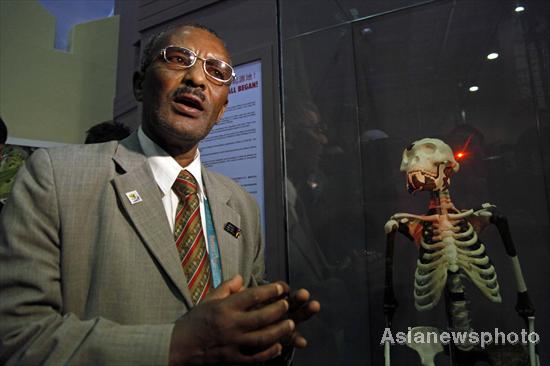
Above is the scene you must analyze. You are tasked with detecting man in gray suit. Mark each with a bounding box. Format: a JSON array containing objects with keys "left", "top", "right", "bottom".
[{"left": 0, "top": 24, "right": 319, "bottom": 365}]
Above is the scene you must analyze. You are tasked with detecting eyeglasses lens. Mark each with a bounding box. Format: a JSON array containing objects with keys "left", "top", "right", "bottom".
[
  {"left": 164, "top": 47, "right": 195, "bottom": 67},
  {"left": 204, "top": 61, "right": 232, "bottom": 82},
  {"left": 164, "top": 47, "right": 233, "bottom": 83}
]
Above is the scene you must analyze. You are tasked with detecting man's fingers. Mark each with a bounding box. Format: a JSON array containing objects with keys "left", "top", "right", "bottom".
[
  {"left": 273, "top": 281, "right": 290, "bottom": 295},
  {"left": 230, "top": 282, "right": 288, "bottom": 309},
  {"left": 291, "top": 299, "right": 321, "bottom": 323},
  {"left": 289, "top": 289, "right": 310, "bottom": 310},
  {"left": 288, "top": 289, "right": 321, "bottom": 324},
  {"left": 290, "top": 331, "right": 308, "bottom": 348},
  {"left": 237, "top": 318, "right": 295, "bottom": 347},
  {"left": 238, "top": 298, "right": 289, "bottom": 330},
  {"left": 219, "top": 274, "right": 245, "bottom": 294},
  {"left": 235, "top": 342, "right": 284, "bottom": 363},
  {"left": 204, "top": 275, "right": 244, "bottom": 301}
]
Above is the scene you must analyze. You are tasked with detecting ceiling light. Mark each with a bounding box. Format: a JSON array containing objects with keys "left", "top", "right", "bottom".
[
  {"left": 487, "top": 53, "right": 499, "bottom": 60},
  {"left": 515, "top": 6, "right": 525, "bottom": 12},
  {"left": 361, "top": 27, "right": 373, "bottom": 35},
  {"left": 469, "top": 86, "right": 479, "bottom": 92}
]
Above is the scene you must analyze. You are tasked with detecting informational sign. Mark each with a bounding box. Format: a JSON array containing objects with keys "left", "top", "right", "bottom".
[{"left": 200, "top": 60, "right": 264, "bottom": 229}]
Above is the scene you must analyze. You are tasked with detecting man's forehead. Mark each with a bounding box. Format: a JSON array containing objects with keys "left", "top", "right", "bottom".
[{"left": 162, "top": 26, "right": 229, "bottom": 58}]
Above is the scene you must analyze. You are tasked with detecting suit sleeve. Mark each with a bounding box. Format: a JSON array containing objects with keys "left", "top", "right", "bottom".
[{"left": 0, "top": 149, "right": 173, "bottom": 366}]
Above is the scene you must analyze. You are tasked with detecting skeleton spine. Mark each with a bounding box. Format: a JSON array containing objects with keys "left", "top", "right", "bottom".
[{"left": 447, "top": 272, "right": 474, "bottom": 351}]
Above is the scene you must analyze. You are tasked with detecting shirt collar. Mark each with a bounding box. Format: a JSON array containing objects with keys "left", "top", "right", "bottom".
[{"left": 137, "top": 127, "right": 204, "bottom": 198}]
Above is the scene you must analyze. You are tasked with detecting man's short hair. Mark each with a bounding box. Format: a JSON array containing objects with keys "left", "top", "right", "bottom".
[
  {"left": 0, "top": 117, "right": 7, "bottom": 144},
  {"left": 85, "top": 121, "right": 131, "bottom": 144},
  {"left": 140, "top": 23, "right": 225, "bottom": 72}
]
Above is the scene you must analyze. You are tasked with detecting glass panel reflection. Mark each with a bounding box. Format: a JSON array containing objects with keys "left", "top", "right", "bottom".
[
  {"left": 283, "top": 25, "right": 370, "bottom": 365},
  {"left": 282, "top": 0, "right": 549, "bottom": 364}
]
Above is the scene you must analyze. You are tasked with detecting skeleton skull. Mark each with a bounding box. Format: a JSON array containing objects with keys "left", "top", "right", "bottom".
[{"left": 400, "top": 138, "right": 459, "bottom": 193}]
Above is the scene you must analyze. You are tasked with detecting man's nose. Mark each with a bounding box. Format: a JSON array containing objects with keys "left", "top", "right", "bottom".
[{"left": 182, "top": 61, "right": 206, "bottom": 88}]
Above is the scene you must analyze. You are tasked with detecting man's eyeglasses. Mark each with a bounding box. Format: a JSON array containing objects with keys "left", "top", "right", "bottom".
[{"left": 158, "top": 45, "right": 235, "bottom": 85}]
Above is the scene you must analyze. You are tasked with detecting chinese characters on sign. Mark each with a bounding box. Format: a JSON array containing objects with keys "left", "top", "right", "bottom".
[{"left": 200, "top": 60, "right": 265, "bottom": 229}]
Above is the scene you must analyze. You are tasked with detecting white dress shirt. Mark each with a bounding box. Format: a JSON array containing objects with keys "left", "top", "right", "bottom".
[{"left": 137, "top": 127, "right": 208, "bottom": 240}]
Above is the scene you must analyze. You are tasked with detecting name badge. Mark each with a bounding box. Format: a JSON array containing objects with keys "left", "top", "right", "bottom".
[{"left": 224, "top": 222, "right": 241, "bottom": 238}]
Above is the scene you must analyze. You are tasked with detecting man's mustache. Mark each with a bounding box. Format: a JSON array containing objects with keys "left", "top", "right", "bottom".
[{"left": 172, "top": 86, "right": 206, "bottom": 103}]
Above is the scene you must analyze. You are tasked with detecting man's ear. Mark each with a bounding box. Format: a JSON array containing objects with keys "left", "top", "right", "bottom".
[
  {"left": 133, "top": 71, "right": 144, "bottom": 101},
  {"left": 215, "top": 98, "right": 229, "bottom": 124}
]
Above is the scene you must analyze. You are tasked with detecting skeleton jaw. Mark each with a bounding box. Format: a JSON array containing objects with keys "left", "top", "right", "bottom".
[{"left": 406, "top": 164, "right": 446, "bottom": 193}]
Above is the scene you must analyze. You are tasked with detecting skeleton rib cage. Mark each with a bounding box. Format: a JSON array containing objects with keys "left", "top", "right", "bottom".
[{"left": 387, "top": 205, "right": 502, "bottom": 312}]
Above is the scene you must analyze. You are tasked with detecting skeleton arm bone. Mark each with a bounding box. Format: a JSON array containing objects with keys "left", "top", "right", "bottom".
[
  {"left": 383, "top": 220, "right": 399, "bottom": 366},
  {"left": 383, "top": 212, "right": 429, "bottom": 317},
  {"left": 468, "top": 206, "right": 534, "bottom": 312},
  {"left": 469, "top": 206, "right": 537, "bottom": 364},
  {"left": 383, "top": 219, "right": 399, "bottom": 329},
  {"left": 489, "top": 210, "right": 537, "bottom": 366},
  {"left": 487, "top": 211, "right": 534, "bottom": 319},
  {"left": 383, "top": 215, "right": 423, "bottom": 326},
  {"left": 384, "top": 214, "right": 441, "bottom": 365}
]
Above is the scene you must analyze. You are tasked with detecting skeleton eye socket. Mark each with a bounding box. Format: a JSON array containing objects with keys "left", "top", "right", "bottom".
[
  {"left": 406, "top": 144, "right": 414, "bottom": 151},
  {"left": 420, "top": 143, "right": 437, "bottom": 154}
]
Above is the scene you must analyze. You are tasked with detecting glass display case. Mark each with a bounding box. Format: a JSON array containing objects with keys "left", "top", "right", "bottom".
[{"left": 280, "top": 0, "right": 549, "bottom": 364}]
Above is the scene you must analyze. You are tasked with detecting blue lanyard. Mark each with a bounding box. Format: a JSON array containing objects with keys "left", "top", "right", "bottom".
[{"left": 204, "top": 198, "right": 223, "bottom": 287}]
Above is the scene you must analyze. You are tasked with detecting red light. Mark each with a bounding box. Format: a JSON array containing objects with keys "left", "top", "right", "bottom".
[
  {"left": 455, "top": 151, "right": 467, "bottom": 160},
  {"left": 455, "top": 134, "right": 473, "bottom": 161}
]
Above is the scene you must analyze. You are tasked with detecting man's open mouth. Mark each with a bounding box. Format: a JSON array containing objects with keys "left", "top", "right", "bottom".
[{"left": 173, "top": 94, "right": 204, "bottom": 111}]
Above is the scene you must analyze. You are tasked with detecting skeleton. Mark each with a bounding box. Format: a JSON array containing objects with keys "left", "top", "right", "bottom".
[
  {"left": 405, "top": 327, "right": 444, "bottom": 366},
  {"left": 382, "top": 138, "right": 537, "bottom": 366}
]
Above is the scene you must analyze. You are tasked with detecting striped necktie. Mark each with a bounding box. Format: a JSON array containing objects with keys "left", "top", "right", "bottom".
[{"left": 173, "top": 170, "right": 212, "bottom": 305}]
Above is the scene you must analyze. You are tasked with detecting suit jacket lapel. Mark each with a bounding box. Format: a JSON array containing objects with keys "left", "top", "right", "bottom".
[
  {"left": 202, "top": 167, "right": 241, "bottom": 282},
  {"left": 111, "top": 133, "right": 194, "bottom": 308}
]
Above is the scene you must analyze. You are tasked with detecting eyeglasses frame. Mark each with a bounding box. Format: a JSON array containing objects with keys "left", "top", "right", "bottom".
[{"left": 159, "top": 45, "right": 235, "bottom": 86}]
